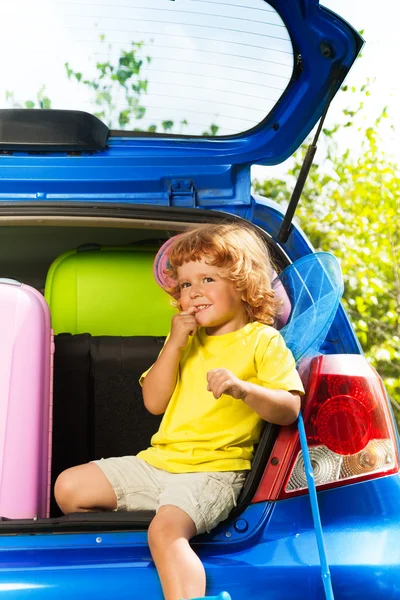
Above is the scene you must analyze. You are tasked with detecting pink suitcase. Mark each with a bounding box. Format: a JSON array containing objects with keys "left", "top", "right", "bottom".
[{"left": 0, "top": 279, "right": 53, "bottom": 519}]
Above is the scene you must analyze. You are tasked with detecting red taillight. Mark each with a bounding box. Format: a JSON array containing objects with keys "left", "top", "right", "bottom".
[
  {"left": 253, "top": 354, "right": 399, "bottom": 503},
  {"left": 315, "top": 394, "right": 372, "bottom": 454}
]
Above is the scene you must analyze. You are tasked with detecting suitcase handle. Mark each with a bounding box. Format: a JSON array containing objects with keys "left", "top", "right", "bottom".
[{"left": 0, "top": 278, "right": 21, "bottom": 286}]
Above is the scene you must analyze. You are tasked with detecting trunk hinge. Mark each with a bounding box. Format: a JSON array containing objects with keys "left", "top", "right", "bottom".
[
  {"left": 277, "top": 67, "right": 346, "bottom": 244},
  {"left": 168, "top": 179, "right": 197, "bottom": 207}
]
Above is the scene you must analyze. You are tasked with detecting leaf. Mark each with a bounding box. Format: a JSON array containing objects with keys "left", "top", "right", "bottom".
[
  {"left": 161, "top": 120, "right": 174, "bottom": 132},
  {"left": 118, "top": 109, "right": 131, "bottom": 127}
]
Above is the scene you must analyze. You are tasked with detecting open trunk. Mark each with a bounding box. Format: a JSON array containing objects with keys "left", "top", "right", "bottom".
[{"left": 0, "top": 204, "right": 288, "bottom": 534}]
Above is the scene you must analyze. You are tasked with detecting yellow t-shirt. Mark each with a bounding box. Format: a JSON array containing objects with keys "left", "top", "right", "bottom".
[{"left": 137, "top": 321, "right": 304, "bottom": 473}]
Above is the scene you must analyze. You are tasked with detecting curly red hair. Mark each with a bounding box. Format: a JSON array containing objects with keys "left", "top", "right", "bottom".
[{"left": 165, "top": 223, "right": 279, "bottom": 326}]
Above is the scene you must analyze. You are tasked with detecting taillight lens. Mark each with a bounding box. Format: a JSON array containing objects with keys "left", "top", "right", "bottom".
[{"left": 253, "top": 354, "right": 399, "bottom": 502}]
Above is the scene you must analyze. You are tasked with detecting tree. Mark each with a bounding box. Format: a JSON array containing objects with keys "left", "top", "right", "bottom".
[
  {"left": 6, "top": 85, "right": 52, "bottom": 110},
  {"left": 6, "top": 36, "right": 219, "bottom": 136},
  {"left": 253, "top": 87, "right": 400, "bottom": 427}
]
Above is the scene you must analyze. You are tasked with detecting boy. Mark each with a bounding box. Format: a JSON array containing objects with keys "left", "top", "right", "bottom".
[{"left": 55, "top": 223, "right": 304, "bottom": 600}]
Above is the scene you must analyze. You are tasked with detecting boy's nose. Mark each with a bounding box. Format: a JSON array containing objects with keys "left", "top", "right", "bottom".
[{"left": 189, "top": 286, "right": 202, "bottom": 298}]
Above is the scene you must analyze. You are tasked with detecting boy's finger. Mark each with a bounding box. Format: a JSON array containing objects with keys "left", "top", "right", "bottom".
[
  {"left": 207, "top": 368, "right": 219, "bottom": 379},
  {"left": 178, "top": 307, "right": 191, "bottom": 315},
  {"left": 206, "top": 371, "right": 216, "bottom": 384}
]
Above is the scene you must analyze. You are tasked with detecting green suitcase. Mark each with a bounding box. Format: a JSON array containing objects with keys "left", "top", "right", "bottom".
[{"left": 45, "top": 246, "right": 176, "bottom": 336}]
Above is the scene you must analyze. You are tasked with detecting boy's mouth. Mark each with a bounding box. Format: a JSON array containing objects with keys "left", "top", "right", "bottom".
[{"left": 195, "top": 304, "right": 211, "bottom": 312}]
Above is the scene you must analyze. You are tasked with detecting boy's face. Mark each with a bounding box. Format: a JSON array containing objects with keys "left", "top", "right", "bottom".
[{"left": 177, "top": 258, "right": 247, "bottom": 336}]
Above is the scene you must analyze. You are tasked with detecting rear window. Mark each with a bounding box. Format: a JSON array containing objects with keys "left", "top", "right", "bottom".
[{"left": 1, "top": 0, "right": 294, "bottom": 137}]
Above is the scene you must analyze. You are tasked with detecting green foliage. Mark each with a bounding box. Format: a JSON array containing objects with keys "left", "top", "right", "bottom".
[
  {"left": 203, "top": 123, "right": 220, "bottom": 137},
  {"left": 6, "top": 85, "right": 52, "bottom": 110},
  {"left": 65, "top": 38, "right": 153, "bottom": 130},
  {"left": 253, "top": 86, "right": 400, "bottom": 427},
  {"left": 6, "top": 36, "right": 220, "bottom": 137},
  {"left": 64, "top": 36, "right": 219, "bottom": 135}
]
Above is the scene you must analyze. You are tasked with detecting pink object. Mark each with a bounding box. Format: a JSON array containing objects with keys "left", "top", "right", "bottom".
[
  {"left": 0, "top": 279, "right": 53, "bottom": 519},
  {"left": 153, "top": 234, "right": 182, "bottom": 291},
  {"left": 272, "top": 276, "right": 292, "bottom": 329}
]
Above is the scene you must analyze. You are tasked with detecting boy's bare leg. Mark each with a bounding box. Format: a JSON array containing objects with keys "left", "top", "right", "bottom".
[
  {"left": 54, "top": 463, "right": 117, "bottom": 513},
  {"left": 148, "top": 505, "right": 206, "bottom": 600},
  {"left": 56, "top": 469, "right": 205, "bottom": 598}
]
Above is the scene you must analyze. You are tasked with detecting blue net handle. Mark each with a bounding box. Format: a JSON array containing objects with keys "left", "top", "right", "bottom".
[
  {"left": 191, "top": 593, "right": 231, "bottom": 600},
  {"left": 277, "top": 252, "right": 342, "bottom": 600}
]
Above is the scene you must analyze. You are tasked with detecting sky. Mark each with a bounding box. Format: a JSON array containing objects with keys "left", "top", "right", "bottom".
[
  {"left": 324, "top": 0, "right": 398, "bottom": 124},
  {"left": 254, "top": 0, "right": 400, "bottom": 180}
]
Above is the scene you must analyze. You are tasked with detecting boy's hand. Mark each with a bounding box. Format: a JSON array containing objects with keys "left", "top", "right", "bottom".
[
  {"left": 169, "top": 307, "right": 198, "bottom": 349},
  {"left": 207, "top": 368, "right": 248, "bottom": 400}
]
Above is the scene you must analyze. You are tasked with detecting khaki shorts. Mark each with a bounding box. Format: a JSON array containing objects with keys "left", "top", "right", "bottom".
[{"left": 93, "top": 456, "right": 247, "bottom": 535}]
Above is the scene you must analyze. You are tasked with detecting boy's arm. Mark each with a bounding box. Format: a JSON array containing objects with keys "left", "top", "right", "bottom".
[
  {"left": 241, "top": 383, "right": 300, "bottom": 426},
  {"left": 142, "top": 307, "right": 198, "bottom": 415},
  {"left": 141, "top": 341, "right": 183, "bottom": 415},
  {"left": 206, "top": 369, "right": 301, "bottom": 426}
]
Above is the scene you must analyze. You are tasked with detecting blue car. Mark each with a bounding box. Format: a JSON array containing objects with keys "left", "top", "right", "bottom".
[{"left": 0, "top": 1, "right": 399, "bottom": 599}]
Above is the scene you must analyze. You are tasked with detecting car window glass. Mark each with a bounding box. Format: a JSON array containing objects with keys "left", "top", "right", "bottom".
[{"left": 1, "top": 0, "right": 294, "bottom": 136}]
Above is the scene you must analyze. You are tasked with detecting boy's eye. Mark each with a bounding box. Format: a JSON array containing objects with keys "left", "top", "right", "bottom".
[{"left": 204, "top": 277, "right": 214, "bottom": 283}]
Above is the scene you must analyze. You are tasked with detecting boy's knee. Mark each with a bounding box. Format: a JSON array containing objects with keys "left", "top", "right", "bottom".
[
  {"left": 54, "top": 469, "right": 82, "bottom": 514},
  {"left": 148, "top": 515, "right": 169, "bottom": 548},
  {"left": 148, "top": 507, "right": 196, "bottom": 551}
]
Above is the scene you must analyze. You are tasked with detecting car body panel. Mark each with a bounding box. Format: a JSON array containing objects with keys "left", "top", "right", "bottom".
[{"left": 0, "top": 476, "right": 399, "bottom": 599}]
